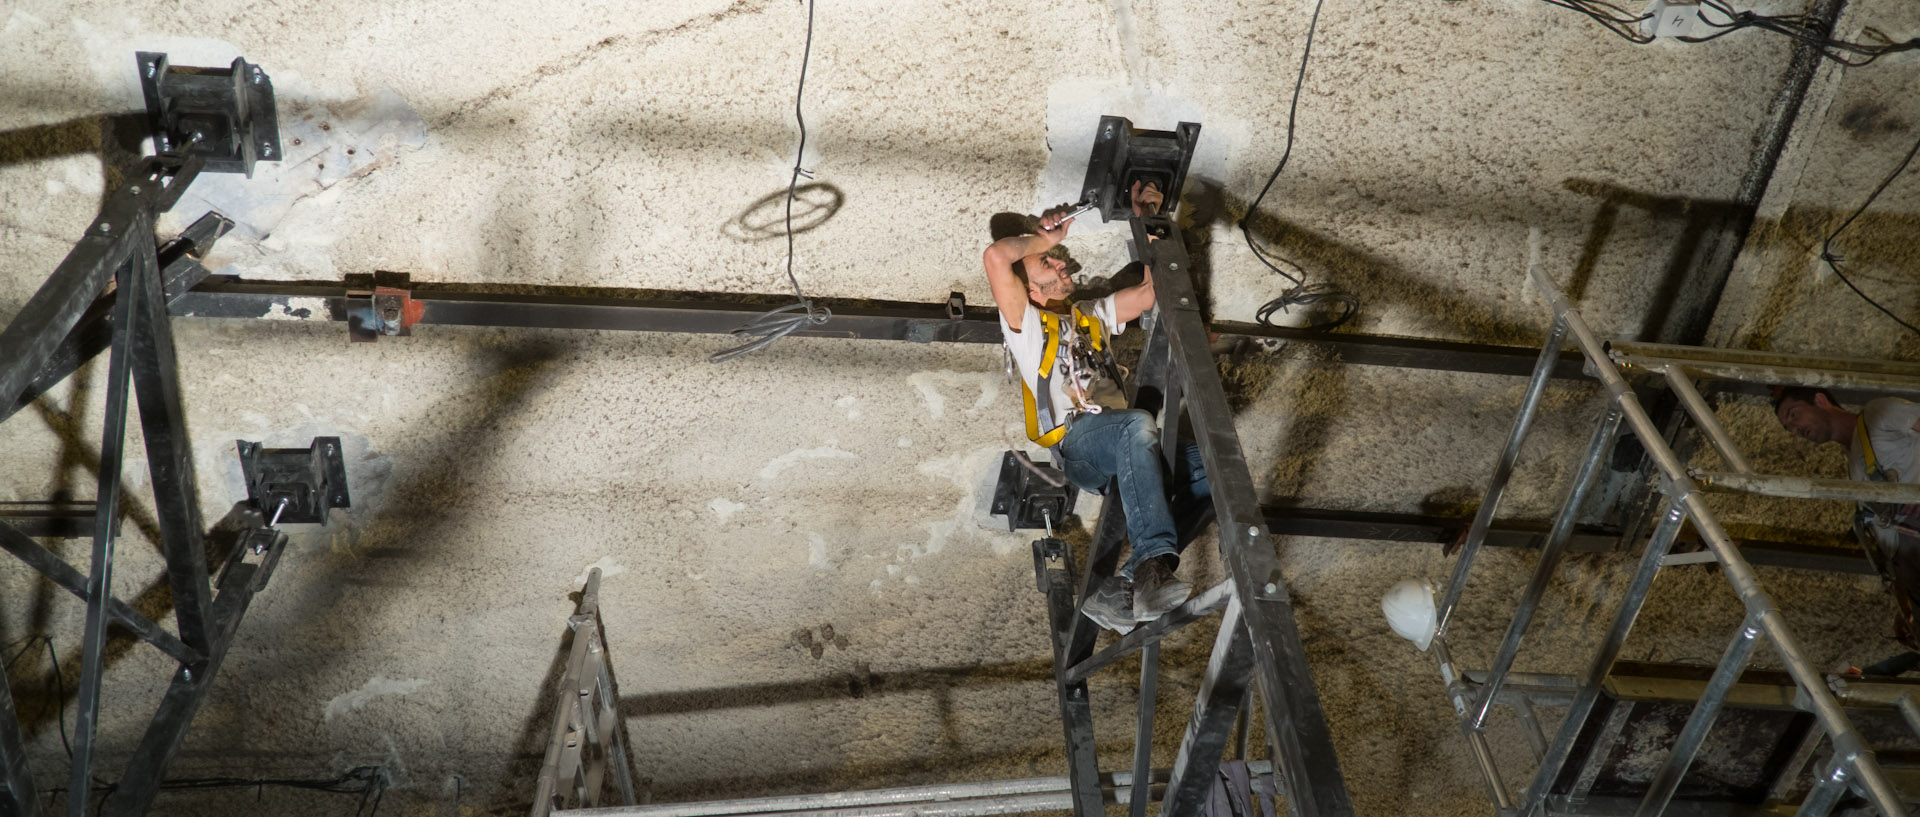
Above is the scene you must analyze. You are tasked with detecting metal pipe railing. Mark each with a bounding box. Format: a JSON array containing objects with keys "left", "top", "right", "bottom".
[
  {"left": 1659, "top": 366, "right": 1754, "bottom": 474},
  {"left": 1533, "top": 264, "right": 1907, "bottom": 817},
  {"left": 1435, "top": 314, "right": 1568, "bottom": 637},
  {"left": 1470, "top": 409, "right": 1622, "bottom": 730},
  {"left": 1793, "top": 762, "right": 1850, "bottom": 817},
  {"left": 1692, "top": 471, "right": 1920, "bottom": 505},
  {"left": 1633, "top": 613, "right": 1764, "bottom": 817},
  {"left": 1609, "top": 341, "right": 1920, "bottom": 383},
  {"left": 1520, "top": 501, "right": 1686, "bottom": 815}
]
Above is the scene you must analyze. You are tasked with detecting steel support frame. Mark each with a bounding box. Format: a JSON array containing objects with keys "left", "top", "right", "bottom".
[
  {"left": 0, "top": 152, "right": 281, "bottom": 816},
  {"left": 1430, "top": 255, "right": 1913, "bottom": 816},
  {"left": 1121, "top": 213, "right": 1355, "bottom": 817}
]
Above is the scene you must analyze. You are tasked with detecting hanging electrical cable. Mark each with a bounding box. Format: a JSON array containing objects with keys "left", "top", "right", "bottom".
[
  {"left": 1819, "top": 131, "right": 1920, "bottom": 337},
  {"left": 710, "top": 0, "right": 830, "bottom": 363},
  {"left": 1539, "top": 0, "right": 1920, "bottom": 64},
  {"left": 1242, "top": 0, "right": 1359, "bottom": 332}
]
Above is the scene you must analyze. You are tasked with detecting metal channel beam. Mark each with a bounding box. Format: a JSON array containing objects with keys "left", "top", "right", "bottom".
[
  {"left": 170, "top": 278, "right": 1597, "bottom": 379},
  {"left": 0, "top": 503, "right": 98, "bottom": 539},
  {"left": 1133, "top": 215, "right": 1354, "bottom": 817}
]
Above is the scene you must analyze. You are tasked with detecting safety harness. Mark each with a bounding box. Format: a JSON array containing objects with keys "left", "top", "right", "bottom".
[{"left": 1018, "top": 306, "right": 1121, "bottom": 447}]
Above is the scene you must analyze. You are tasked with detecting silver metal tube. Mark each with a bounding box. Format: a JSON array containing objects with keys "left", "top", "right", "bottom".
[
  {"left": 1609, "top": 341, "right": 1920, "bottom": 384},
  {"left": 1512, "top": 698, "right": 1548, "bottom": 761},
  {"left": 1693, "top": 471, "right": 1920, "bottom": 504},
  {"left": 1660, "top": 366, "right": 1753, "bottom": 474},
  {"left": 1634, "top": 613, "right": 1764, "bottom": 817},
  {"left": 1430, "top": 637, "right": 1514, "bottom": 810},
  {"left": 1621, "top": 355, "right": 1920, "bottom": 398},
  {"left": 1899, "top": 693, "right": 1920, "bottom": 742},
  {"left": 1435, "top": 314, "right": 1569, "bottom": 635},
  {"left": 1471, "top": 409, "right": 1623, "bottom": 730},
  {"left": 1532, "top": 267, "right": 1908, "bottom": 817},
  {"left": 1521, "top": 502, "right": 1686, "bottom": 816},
  {"left": 560, "top": 764, "right": 1276, "bottom": 817},
  {"left": 1791, "top": 763, "right": 1849, "bottom": 817}
]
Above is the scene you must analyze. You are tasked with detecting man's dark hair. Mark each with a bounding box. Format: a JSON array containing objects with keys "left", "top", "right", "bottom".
[{"left": 1771, "top": 386, "right": 1837, "bottom": 412}]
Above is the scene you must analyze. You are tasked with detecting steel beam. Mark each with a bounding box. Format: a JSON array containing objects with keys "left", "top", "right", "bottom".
[
  {"left": 101, "top": 527, "right": 287, "bottom": 817},
  {"left": 1132, "top": 215, "right": 1353, "bottom": 817},
  {"left": 0, "top": 177, "right": 145, "bottom": 413},
  {"left": 126, "top": 230, "right": 214, "bottom": 654},
  {"left": 67, "top": 236, "right": 148, "bottom": 816},
  {"left": 1159, "top": 599, "right": 1254, "bottom": 817},
  {"left": 0, "top": 503, "right": 98, "bottom": 539},
  {"left": 0, "top": 521, "right": 197, "bottom": 665},
  {"left": 1035, "top": 539, "right": 1105, "bottom": 817},
  {"left": 170, "top": 277, "right": 1604, "bottom": 381}
]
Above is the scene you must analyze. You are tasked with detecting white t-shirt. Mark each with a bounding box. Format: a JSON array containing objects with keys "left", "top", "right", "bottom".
[
  {"left": 999, "top": 295, "right": 1128, "bottom": 429},
  {"left": 1848, "top": 397, "right": 1920, "bottom": 550},
  {"left": 1848, "top": 397, "right": 1920, "bottom": 485}
]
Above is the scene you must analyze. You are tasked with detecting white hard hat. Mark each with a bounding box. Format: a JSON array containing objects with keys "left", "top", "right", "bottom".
[{"left": 1381, "top": 579, "right": 1438, "bottom": 652}]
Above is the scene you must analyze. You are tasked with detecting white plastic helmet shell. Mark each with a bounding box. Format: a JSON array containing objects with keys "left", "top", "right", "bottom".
[{"left": 1382, "top": 579, "right": 1438, "bottom": 652}]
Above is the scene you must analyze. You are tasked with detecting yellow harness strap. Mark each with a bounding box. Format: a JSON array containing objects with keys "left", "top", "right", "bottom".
[{"left": 1861, "top": 416, "right": 1885, "bottom": 480}]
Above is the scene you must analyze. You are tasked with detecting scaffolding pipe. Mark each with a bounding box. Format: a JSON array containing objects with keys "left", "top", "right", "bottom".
[
  {"left": 1435, "top": 315, "right": 1568, "bottom": 636},
  {"left": 1609, "top": 341, "right": 1920, "bottom": 382},
  {"left": 1534, "top": 266, "right": 1907, "bottom": 817},
  {"left": 1430, "top": 637, "right": 1515, "bottom": 811},
  {"left": 1693, "top": 471, "right": 1920, "bottom": 505},
  {"left": 1900, "top": 694, "right": 1920, "bottom": 743},
  {"left": 1615, "top": 355, "right": 1920, "bottom": 399},
  {"left": 1659, "top": 366, "right": 1754, "bottom": 474},
  {"left": 557, "top": 763, "right": 1275, "bottom": 817},
  {"left": 1520, "top": 502, "right": 1687, "bottom": 816},
  {"left": 1470, "top": 409, "right": 1623, "bottom": 730},
  {"left": 1633, "top": 613, "right": 1765, "bottom": 817},
  {"left": 1792, "top": 763, "right": 1850, "bottom": 817}
]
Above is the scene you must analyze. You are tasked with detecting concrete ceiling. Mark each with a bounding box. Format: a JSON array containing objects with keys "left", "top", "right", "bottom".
[{"left": 3, "top": 0, "right": 1918, "bottom": 814}]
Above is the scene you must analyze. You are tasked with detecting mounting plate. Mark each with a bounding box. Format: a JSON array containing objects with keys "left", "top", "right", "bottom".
[
  {"left": 137, "top": 51, "right": 281, "bottom": 177},
  {"left": 990, "top": 451, "right": 1078, "bottom": 533},
  {"left": 1076, "top": 116, "right": 1202, "bottom": 223},
  {"left": 236, "top": 437, "right": 350, "bottom": 525}
]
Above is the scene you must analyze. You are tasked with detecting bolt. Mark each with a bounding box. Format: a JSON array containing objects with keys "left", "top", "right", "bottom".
[
  {"left": 145, "top": 63, "right": 156, "bottom": 78},
  {"left": 1102, "top": 125, "right": 1113, "bottom": 140},
  {"left": 383, "top": 307, "right": 401, "bottom": 321},
  {"left": 1169, "top": 262, "right": 1179, "bottom": 270},
  {"left": 130, "top": 185, "right": 141, "bottom": 195},
  {"left": 1263, "top": 582, "right": 1278, "bottom": 595},
  {"left": 326, "top": 443, "right": 336, "bottom": 455},
  {"left": 98, "top": 222, "right": 111, "bottom": 233},
  {"left": 183, "top": 668, "right": 193, "bottom": 681},
  {"left": 262, "top": 142, "right": 274, "bottom": 157},
  {"left": 1178, "top": 297, "right": 1189, "bottom": 305},
  {"left": 1248, "top": 526, "right": 1260, "bottom": 537}
]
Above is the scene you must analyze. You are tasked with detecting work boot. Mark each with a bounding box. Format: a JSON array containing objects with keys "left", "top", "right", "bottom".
[
  {"left": 1132, "top": 555, "right": 1190, "bottom": 622},
  {"left": 1079, "top": 575, "right": 1138, "bottom": 634}
]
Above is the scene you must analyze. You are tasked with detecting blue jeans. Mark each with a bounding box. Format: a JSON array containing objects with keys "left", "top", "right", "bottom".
[{"left": 1054, "top": 408, "right": 1211, "bottom": 580}]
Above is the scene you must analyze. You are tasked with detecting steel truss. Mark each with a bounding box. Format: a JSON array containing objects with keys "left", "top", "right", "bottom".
[
  {"left": 1430, "top": 248, "right": 1920, "bottom": 816},
  {"left": 0, "top": 54, "right": 292, "bottom": 817},
  {"left": 1020, "top": 212, "right": 1360, "bottom": 817}
]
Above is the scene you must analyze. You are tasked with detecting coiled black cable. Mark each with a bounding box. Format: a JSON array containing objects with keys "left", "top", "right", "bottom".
[{"left": 1241, "top": 0, "right": 1359, "bottom": 332}]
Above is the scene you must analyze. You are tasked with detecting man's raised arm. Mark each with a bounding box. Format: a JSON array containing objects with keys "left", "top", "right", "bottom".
[{"left": 983, "top": 207, "right": 1072, "bottom": 329}]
